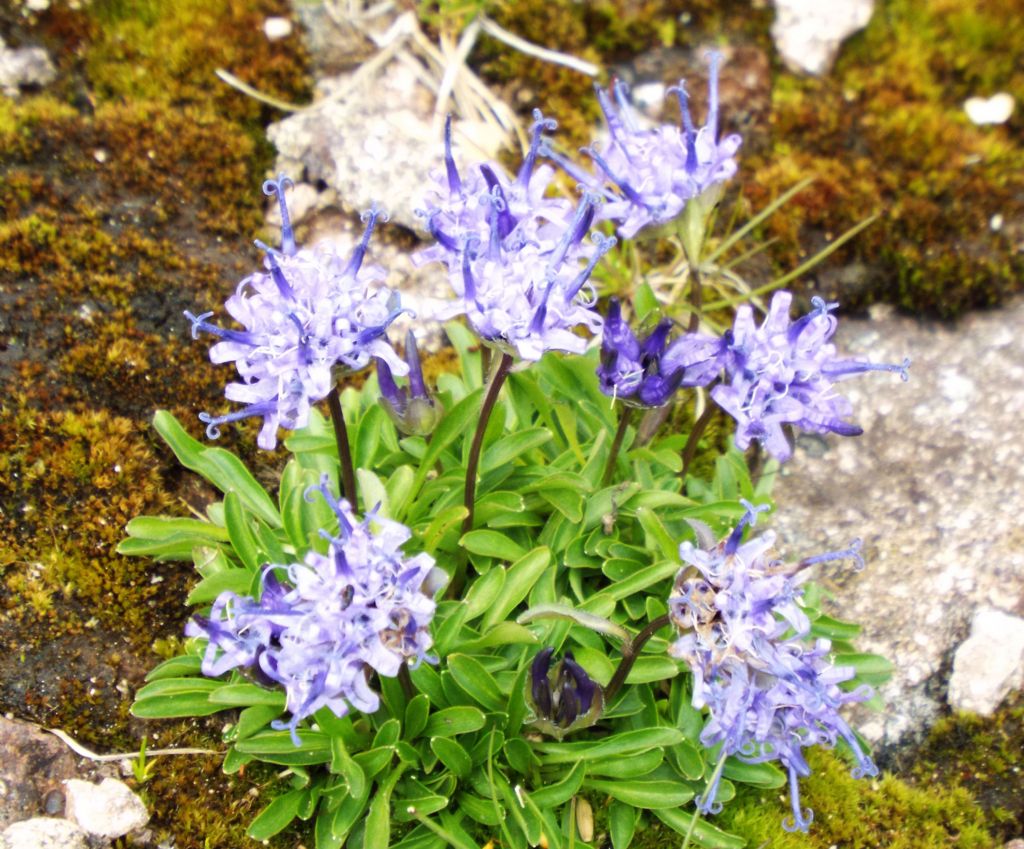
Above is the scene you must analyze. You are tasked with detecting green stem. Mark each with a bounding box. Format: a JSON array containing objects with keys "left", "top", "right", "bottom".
[
  {"left": 688, "top": 269, "right": 703, "bottom": 333},
  {"left": 327, "top": 385, "right": 358, "bottom": 508},
  {"left": 602, "top": 406, "right": 634, "bottom": 486},
  {"left": 447, "top": 353, "right": 514, "bottom": 599},
  {"left": 679, "top": 400, "right": 717, "bottom": 488},
  {"left": 604, "top": 614, "right": 670, "bottom": 704},
  {"left": 398, "top": 663, "right": 415, "bottom": 701}
]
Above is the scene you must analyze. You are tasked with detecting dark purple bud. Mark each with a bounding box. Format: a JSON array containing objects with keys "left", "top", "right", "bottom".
[
  {"left": 376, "top": 356, "right": 406, "bottom": 412},
  {"left": 640, "top": 319, "right": 674, "bottom": 363},
  {"left": 479, "top": 165, "right": 516, "bottom": 239},
  {"left": 531, "top": 647, "right": 555, "bottom": 717},
  {"left": 668, "top": 82, "right": 699, "bottom": 173},
  {"left": 518, "top": 109, "right": 558, "bottom": 187},
  {"left": 345, "top": 207, "right": 384, "bottom": 278}
]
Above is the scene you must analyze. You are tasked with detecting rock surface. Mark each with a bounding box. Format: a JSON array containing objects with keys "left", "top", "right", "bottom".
[
  {"left": 771, "top": 0, "right": 874, "bottom": 75},
  {"left": 770, "top": 300, "right": 1024, "bottom": 749},
  {"left": 0, "top": 720, "right": 79, "bottom": 829},
  {"left": 0, "top": 818, "right": 87, "bottom": 849},
  {"left": 0, "top": 36, "right": 56, "bottom": 95},
  {"left": 64, "top": 778, "right": 148, "bottom": 839},
  {"left": 948, "top": 607, "right": 1024, "bottom": 715}
]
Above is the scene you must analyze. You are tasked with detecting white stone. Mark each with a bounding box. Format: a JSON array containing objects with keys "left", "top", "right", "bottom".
[
  {"left": 25, "top": 0, "right": 51, "bottom": 11},
  {"left": 64, "top": 778, "right": 149, "bottom": 839},
  {"left": 964, "top": 93, "right": 1015, "bottom": 125},
  {"left": 263, "top": 16, "right": 293, "bottom": 41},
  {"left": 0, "top": 43, "right": 56, "bottom": 95},
  {"left": 0, "top": 818, "right": 88, "bottom": 849},
  {"left": 948, "top": 608, "right": 1024, "bottom": 716},
  {"left": 771, "top": 0, "right": 874, "bottom": 76}
]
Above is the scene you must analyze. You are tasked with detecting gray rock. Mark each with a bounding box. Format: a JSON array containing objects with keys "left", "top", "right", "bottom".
[
  {"left": 267, "top": 60, "right": 441, "bottom": 231},
  {"left": 771, "top": 0, "right": 874, "bottom": 75},
  {"left": 948, "top": 607, "right": 1024, "bottom": 715},
  {"left": 0, "top": 719, "right": 79, "bottom": 829},
  {"left": 0, "top": 37, "right": 57, "bottom": 96},
  {"left": 0, "top": 818, "right": 87, "bottom": 849},
  {"left": 769, "top": 300, "right": 1024, "bottom": 749},
  {"left": 64, "top": 778, "right": 148, "bottom": 839}
]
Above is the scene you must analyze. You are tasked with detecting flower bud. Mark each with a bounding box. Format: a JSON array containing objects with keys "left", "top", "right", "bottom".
[
  {"left": 525, "top": 648, "right": 604, "bottom": 740},
  {"left": 376, "top": 331, "right": 443, "bottom": 436}
]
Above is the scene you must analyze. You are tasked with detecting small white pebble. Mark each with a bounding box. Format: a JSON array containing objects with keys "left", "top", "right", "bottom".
[
  {"left": 964, "top": 92, "right": 1014, "bottom": 125},
  {"left": 263, "top": 16, "right": 293, "bottom": 41},
  {"left": 990, "top": 213, "right": 1004, "bottom": 231},
  {"left": 93, "top": 148, "right": 107, "bottom": 163}
]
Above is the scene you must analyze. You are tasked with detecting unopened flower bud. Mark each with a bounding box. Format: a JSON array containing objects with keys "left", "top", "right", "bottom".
[
  {"left": 376, "top": 331, "right": 443, "bottom": 436},
  {"left": 526, "top": 647, "right": 603, "bottom": 740}
]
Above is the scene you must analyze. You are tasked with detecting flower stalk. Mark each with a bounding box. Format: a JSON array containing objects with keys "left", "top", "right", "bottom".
[
  {"left": 327, "top": 384, "right": 358, "bottom": 508},
  {"left": 603, "top": 613, "right": 671, "bottom": 704}
]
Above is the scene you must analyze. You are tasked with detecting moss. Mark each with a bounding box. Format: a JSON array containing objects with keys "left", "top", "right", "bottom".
[
  {"left": 710, "top": 748, "right": 996, "bottom": 849},
  {"left": 906, "top": 693, "right": 1024, "bottom": 841}
]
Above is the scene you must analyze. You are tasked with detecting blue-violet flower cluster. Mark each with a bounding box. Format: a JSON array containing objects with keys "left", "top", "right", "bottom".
[
  {"left": 186, "top": 176, "right": 408, "bottom": 449},
  {"left": 712, "top": 291, "right": 910, "bottom": 461},
  {"left": 544, "top": 52, "right": 741, "bottom": 239},
  {"left": 597, "top": 298, "right": 726, "bottom": 407},
  {"left": 416, "top": 113, "right": 609, "bottom": 360},
  {"left": 668, "top": 502, "right": 877, "bottom": 832},
  {"left": 186, "top": 478, "right": 437, "bottom": 741}
]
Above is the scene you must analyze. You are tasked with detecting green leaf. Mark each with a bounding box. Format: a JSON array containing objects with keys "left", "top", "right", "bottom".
[
  {"left": 209, "top": 683, "right": 286, "bottom": 708},
  {"left": 722, "top": 758, "right": 786, "bottom": 789},
  {"left": 597, "top": 559, "right": 680, "bottom": 602},
  {"left": 833, "top": 652, "right": 894, "bottom": 686},
  {"left": 459, "top": 622, "right": 538, "bottom": 652},
  {"left": 123, "top": 515, "right": 229, "bottom": 543},
  {"left": 404, "top": 694, "right": 431, "bottom": 741},
  {"left": 588, "top": 748, "right": 662, "bottom": 779},
  {"left": 223, "top": 490, "right": 262, "bottom": 571},
  {"left": 132, "top": 677, "right": 222, "bottom": 718},
  {"left": 330, "top": 737, "right": 367, "bottom": 797},
  {"left": 153, "top": 411, "right": 281, "bottom": 528},
  {"left": 234, "top": 704, "right": 281, "bottom": 741},
  {"left": 608, "top": 801, "right": 636, "bottom": 849},
  {"left": 248, "top": 788, "right": 307, "bottom": 840},
  {"left": 316, "top": 780, "right": 371, "bottom": 849},
  {"left": 583, "top": 777, "right": 694, "bottom": 809},
  {"left": 421, "top": 505, "right": 470, "bottom": 555},
  {"left": 144, "top": 654, "right": 201, "bottom": 681},
  {"left": 625, "top": 655, "right": 681, "bottom": 684},
  {"left": 430, "top": 737, "right": 472, "bottom": 778},
  {"left": 810, "top": 614, "right": 862, "bottom": 641},
  {"left": 423, "top": 706, "right": 487, "bottom": 738},
  {"left": 535, "top": 727, "right": 685, "bottom": 764},
  {"left": 526, "top": 761, "right": 585, "bottom": 808},
  {"left": 481, "top": 427, "right": 552, "bottom": 474},
  {"left": 236, "top": 730, "right": 331, "bottom": 766},
  {"left": 185, "top": 566, "right": 252, "bottom": 606},
  {"left": 385, "top": 465, "right": 416, "bottom": 521},
  {"left": 446, "top": 655, "right": 505, "bottom": 712},
  {"left": 517, "top": 603, "right": 630, "bottom": 642},
  {"left": 365, "top": 764, "right": 407, "bottom": 849},
  {"left": 461, "top": 530, "right": 527, "bottom": 562},
  {"left": 481, "top": 547, "right": 551, "bottom": 629},
  {"left": 633, "top": 282, "right": 660, "bottom": 321},
  {"left": 653, "top": 808, "right": 746, "bottom": 849},
  {"left": 458, "top": 792, "right": 504, "bottom": 827}
]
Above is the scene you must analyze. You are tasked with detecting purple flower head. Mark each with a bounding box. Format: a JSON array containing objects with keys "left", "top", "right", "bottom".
[
  {"left": 526, "top": 647, "right": 604, "bottom": 740},
  {"left": 376, "top": 330, "right": 444, "bottom": 435},
  {"left": 414, "top": 112, "right": 572, "bottom": 273},
  {"left": 186, "top": 477, "right": 438, "bottom": 744},
  {"left": 597, "top": 299, "right": 727, "bottom": 407},
  {"left": 416, "top": 115, "right": 610, "bottom": 360},
  {"left": 548, "top": 53, "right": 741, "bottom": 239},
  {"left": 185, "top": 176, "right": 409, "bottom": 450},
  {"left": 667, "top": 500, "right": 877, "bottom": 832},
  {"left": 711, "top": 291, "right": 911, "bottom": 462}
]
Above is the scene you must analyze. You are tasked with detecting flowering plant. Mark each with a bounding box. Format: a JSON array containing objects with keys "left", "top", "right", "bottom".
[{"left": 123, "top": 57, "right": 905, "bottom": 849}]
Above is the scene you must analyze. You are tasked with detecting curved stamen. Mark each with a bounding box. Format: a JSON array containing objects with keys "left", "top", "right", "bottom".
[
  {"left": 345, "top": 206, "right": 385, "bottom": 277},
  {"left": 612, "top": 78, "right": 639, "bottom": 133},
  {"left": 564, "top": 232, "right": 617, "bottom": 300},
  {"left": 822, "top": 357, "right": 911, "bottom": 382},
  {"left": 667, "top": 81, "right": 698, "bottom": 172},
  {"left": 263, "top": 174, "right": 297, "bottom": 257},
  {"left": 539, "top": 139, "right": 599, "bottom": 187},
  {"left": 184, "top": 310, "right": 258, "bottom": 346},
  {"left": 794, "top": 538, "right": 864, "bottom": 573},
  {"left": 518, "top": 108, "right": 558, "bottom": 187},
  {"left": 263, "top": 250, "right": 297, "bottom": 301},
  {"left": 199, "top": 402, "right": 275, "bottom": 440},
  {"left": 479, "top": 165, "right": 516, "bottom": 238},
  {"left": 724, "top": 499, "right": 771, "bottom": 555},
  {"left": 705, "top": 50, "right": 722, "bottom": 142},
  {"left": 582, "top": 146, "right": 645, "bottom": 204}
]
